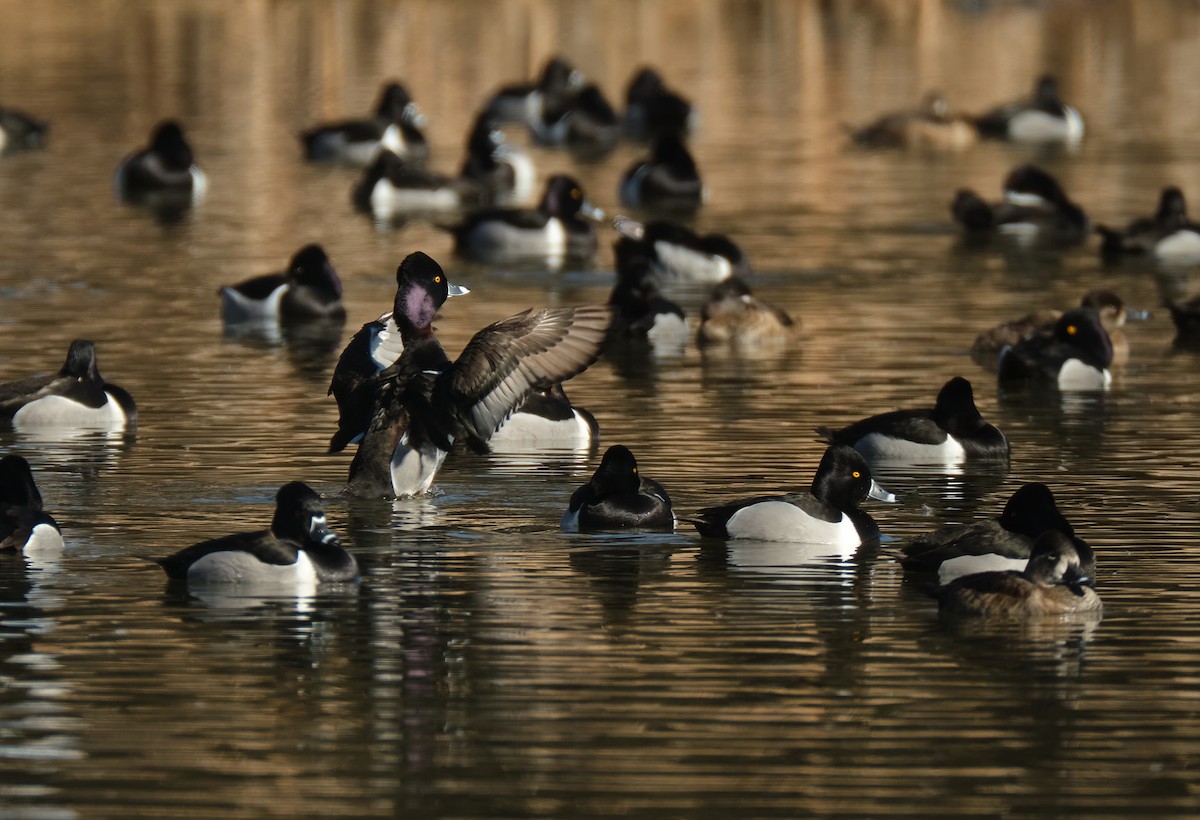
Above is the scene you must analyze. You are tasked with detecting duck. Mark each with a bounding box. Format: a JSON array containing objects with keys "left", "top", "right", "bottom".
[
  {"left": 935, "top": 530, "right": 1101, "bottom": 618},
  {"left": 445, "top": 174, "right": 604, "bottom": 266},
  {"left": 0, "top": 340, "right": 136, "bottom": 430},
  {"left": 816, "top": 377, "right": 1009, "bottom": 465},
  {"left": 337, "top": 252, "right": 612, "bottom": 498},
  {"left": 1166, "top": 293, "right": 1200, "bottom": 348},
  {"left": 612, "top": 215, "right": 748, "bottom": 283},
  {"left": 562, "top": 444, "right": 674, "bottom": 531},
  {"left": 693, "top": 445, "right": 896, "bottom": 544},
  {"left": 972, "top": 289, "right": 1147, "bottom": 368},
  {"left": 114, "top": 120, "right": 206, "bottom": 203},
  {"left": 1096, "top": 187, "right": 1200, "bottom": 263},
  {"left": 973, "top": 75, "right": 1084, "bottom": 145},
  {"left": 458, "top": 112, "right": 536, "bottom": 206},
  {"left": 696, "top": 276, "right": 799, "bottom": 348},
  {"left": 619, "top": 132, "right": 705, "bottom": 212},
  {"left": 623, "top": 67, "right": 695, "bottom": 141},
  {"left": 608, "top": 238, "right": 689, "bottom": 349},
  {"left": 997, "top": 306, "right": 1113, "bottom": 391},
  {"left": 483, "top": 57, "right": 584, "bottom": 127},
  {"left": 0, "top": 455, "right": 64, "bottom": 553},
  {"left": 849, "top": 92, "right": 977, "bottom": 150},
  {"left": 352, "top": 150, "right": 484, "bottom": 222},
  {"left": 532, "top": 84, "right": 621, "bottom": 158},
  {"left": 0, "top": 106, "right": 47, "bottom": 153},
  {"left": 219, "top": 244, "right": 345, "bottom": 323},
  {"left": 902, "top": 482, "right": 1091, "bottom": 584},
  {"left": 327, "top": 257, "right": 597, "bottom": 454},
  {"left": 951, "top": 164, "right": 1089, "bottom": 243},
  {"left": 157, "top": 482, "right": 358, "bottom": 586},
  {"left": 301, "top": 81, "right": 429, "bottom": 166}
]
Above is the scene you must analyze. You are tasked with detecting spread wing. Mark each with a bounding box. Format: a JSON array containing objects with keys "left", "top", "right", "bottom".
[{"left": 440, "top": 305, "right": 613, "bottom": 446}]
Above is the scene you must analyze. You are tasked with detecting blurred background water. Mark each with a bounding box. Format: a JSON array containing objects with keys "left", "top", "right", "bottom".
[{"left": 2, "top": 0, "right": 1200, "bottom": 816}]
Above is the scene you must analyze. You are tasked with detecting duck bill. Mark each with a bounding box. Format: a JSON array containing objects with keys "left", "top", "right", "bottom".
[
  {"left": 580, "top": 201, "right": 606, "bottom": 222},
  {"left": 1124, "top": 307, "right": 1152, "bottom": 323},
  {"left": 447, "top": 281, "right": 470, "bottom": 297},
  {"left": 308, "top": 515, "right": 339, "bottom": 545},
  {"left": 867, "top": 480, "right": 897, "bottom": 503}
]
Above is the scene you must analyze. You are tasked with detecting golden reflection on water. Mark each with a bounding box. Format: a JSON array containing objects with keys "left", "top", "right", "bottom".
[{"left": 2, "top": 0, "right": 1200, "bottom": 817}]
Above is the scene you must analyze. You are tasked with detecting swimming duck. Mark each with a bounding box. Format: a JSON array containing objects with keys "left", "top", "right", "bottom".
[
  {"left": 935, "top": 530, "right": 1101, "bottom": 618},
  {"left": 157, "top": 481, "right": 358, "bottom": 586},
  {"left": 219, "top": 244, "right": 345, "bottom": 323},
  {"left": 624, "top": 67, "right": 695, "bottom": 141},
  {"left": 972, "top": 289, "right": 1147, "bottom": 368},
  {"left": 1096, "top": 187, "right": 1200, "bottom": 263},
  {"left": 619, "top": 132, "right": 705, "bottom": 212},
  {"left": 902, "top": 482, "right": 1091, "bottom": 584},
  {"left": 0, "top": 455, "right": 63, "bottom": 553},
  {"left": 352, "top": 150, "right": 484, "bottom": 222},
  {"left": 562, "top": 444, "right": 674, "bottom": 531},
  {"left": 608, "top": 238, "right": 689, "bottom": 349},
  {"left": 997, "top": 306, "right": 1113, "bottom": 391},
  {"left": 0, "top": 106, "right": 47, "bottom": 153},
  {"left": 613, "top": 215, "right": 748, "bottom": 283},
  {"left": 696, "top": 276, "right": 799, "bottom": 348},
  {"left": 301, "top": 81, "right": 429, "bottom": 166},
  {"left": 458, "top": 112, "right": 536, "bottom": 206},
  {"left": 338, "top": 252, "right": 611, "bottom": 497},
  {"left": 483, "top": 57, "right": 585, "bottom": 127},
  {"left": 445, "top": 174, "right": 604, "bottom": 266},
  {"left": 693, "top": 445, "right": 896, "bottom": 544},
  {"left": 114, "top": 120, "right": 206, "bottom": 203},
  {"left": 0, "top": 340, "right": 136, "bottom": 430},
  {"left": 328, "top": 256, "right": 597, "bottom": 453},
  {"left": 951, "top": 165, "right": 1089, "bottom": 243},
  {"left": 817, "top": 376, "right": 1009, "bottom": 465},
  {"left": 849, "top": 92, "right": 977, "bottom": 150},
  {"left": 973, "top": 75, "right": 1084, "bottom": 145},
  {"left": 532, "top": 84, "right": 621, "bottom": 158}
]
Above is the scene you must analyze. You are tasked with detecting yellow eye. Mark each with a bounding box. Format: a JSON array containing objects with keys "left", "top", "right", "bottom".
[
  {"left": 571, "top": 188, "right": 581, "bottom": 200},
  {"left": 434, "top": 275, "right": 442, "bottom": 284},
  {"left": 633, "top": 467, "right": 638, "bottom": 473},
  {"left": 852, "top": 471, "right": 861, "bottom": 479},
  {"left": 1066, "top": 324, "right": 1077, "bottom": 336}
]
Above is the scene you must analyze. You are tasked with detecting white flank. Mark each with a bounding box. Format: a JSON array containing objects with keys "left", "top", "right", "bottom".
[
  {"left": 937, "top": 553, "right": 1028, "bottom": 585},
  {"left": 726, "top": 501, "right": 861, "bottom": 545},
  {"left": 1057, "top": 359, "right": 1111, "bottom": 391},
  {"left": 854, "top": 433, "right": 966, "bottom": 465},
  {"left": 1155, "top": 230, "right": 1200, "bottom": 263},
  {"left": 220, "top": 282, "right": 288, "bottom": 322},
  {"left": 390, "top": 432, "right": 449, "bottom": 497},
  {"left": 13, "top": 393, "right": 127, "bottom": 429},
  {"left": 187, "top": 549, "right": 317, "bottom": 591},
  {"left": 652, "top": 241, "right": 732, "bottom": 283}
]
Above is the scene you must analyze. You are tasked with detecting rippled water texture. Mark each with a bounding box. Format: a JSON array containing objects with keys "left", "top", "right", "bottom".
[{"left": 2, "top": 1, "right": 1200, "bottom": 816}]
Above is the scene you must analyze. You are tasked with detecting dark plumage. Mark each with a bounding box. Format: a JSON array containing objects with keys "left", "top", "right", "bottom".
[
  {"left": 563, "top": 445, "right": 674, "bottom": 531},
  {"left": 612, "top": 215, "right": 748, "bottom": 283},
  {"left": 996, "top": 307, "right": 1113, "bottom": 390},
  {"left": 972, "top": 75, "right": 1084, "bottom": 144},
  {"left": 534, "top": 83, "right": 621, "bottom": 158},
  {"left": 0, "top": 340, "right": 136, "bottom": 429},
  {"left": 0, "top": 455, "right": 62, "bottom": 553},
  {"left": 936, "top": 531, "right": 1101, "bottom": 618},
  {"left": 341, "top": 252, "right": 613, "bottom": 498},
  {"left": 458, "top": 111, "right": 536, "bottom": 206},
  {"left": 902, "top": 482, "right": 1091, "bottom": 584},
  {"left": 951, "top": 164, "right": 1089, "bottom": 243},
  {"left": 484, "top": 57, "right": 583, "bottom": 126},
  {"left": 608, "top": 238, "right": 688, "bottom": 343},
  {"left": 352, "top": 150, "right": 484, "bottom": 221},
  {"left": 219, "top": 244, "right": 345, "bottom": 323},
  {"left": 624, "top": 67, "right": 695, "bottom": 141},
  {"left": 115, "top": 120, "right": 205, "bottom": 202},
  {"left": 817, "top": 377, "right": 1009, "bottom": 464},
  {"left": 301, "top": 81, "right": 429, "bottom": 166},
  {"left": 157, "top": 482, "right": 358, "bottom": 585},
  {"left": 0, "top": 106, "right": 48, "bottom": 152},
  {"left": 619, "top": 132, "right": 705, "bottom": 212},
  {"left": 693, "top": 445, "right": 895, "bottom": 544},
  {"left": 1096, "top": 186, "right": 1200, "bottom": 262},
  {"left": 445, "top": 175, "right": 603, "bottom": 265}
]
